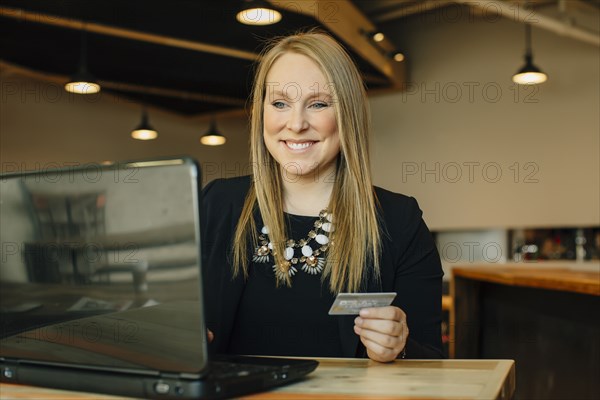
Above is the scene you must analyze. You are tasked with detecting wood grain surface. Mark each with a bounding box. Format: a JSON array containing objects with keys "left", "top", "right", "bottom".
[
  {"left": 452, "top": 265, "right": 600, "bottom": 296},
  {"left": 0, "top": 358, "right": 515, "bottom": 400}
]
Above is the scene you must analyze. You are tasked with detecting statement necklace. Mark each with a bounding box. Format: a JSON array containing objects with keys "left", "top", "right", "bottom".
[{"left": 252, "top": 210, "right": 334, "bottom": 280}]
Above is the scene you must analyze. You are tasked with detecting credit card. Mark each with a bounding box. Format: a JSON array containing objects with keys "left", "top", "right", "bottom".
[{"left": 328, "top": 292, "right": 397, "bottom": 315}]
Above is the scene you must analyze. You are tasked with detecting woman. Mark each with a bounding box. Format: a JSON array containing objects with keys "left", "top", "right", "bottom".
[{"left": 201, "top": 31, "right": 443, "bottom": 361}]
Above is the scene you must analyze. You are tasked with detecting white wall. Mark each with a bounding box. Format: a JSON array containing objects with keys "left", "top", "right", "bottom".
[
  {"left": 370, "top": 7, "right": 599, "bottom": 230},
  {"left": 0, "top": 73, "right": 250, "bottom": 186}
]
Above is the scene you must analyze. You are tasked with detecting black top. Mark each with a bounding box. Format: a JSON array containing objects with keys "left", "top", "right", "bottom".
[
  {"left": 201, "top": 176, "right": 444, "bottom": 359},
  {"left": 229, "top": 214, "right": 342, "bottom": 357}
]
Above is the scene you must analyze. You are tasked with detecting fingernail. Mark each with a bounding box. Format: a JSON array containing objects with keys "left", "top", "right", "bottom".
[
  {"left": 355, "top": 317, "right": 363, "bottom": 325},
  {"left": 359, "top": 309, "right": 370, "bottom": 317}
]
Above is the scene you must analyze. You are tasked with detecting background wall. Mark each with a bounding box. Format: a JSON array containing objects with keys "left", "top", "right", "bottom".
[
  {"left": 370, "top": 8, "right": 599, "bottom": 230},
  {"left": 1, "top": 6, "right": 598, "bottom": 232},
  {"left": 0, "top": 74, "right": 251, "bottom": 186}
]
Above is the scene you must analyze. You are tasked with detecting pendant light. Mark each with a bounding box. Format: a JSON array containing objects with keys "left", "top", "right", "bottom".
[
  {"left": 360, "top": 29, "right": 386, "bottom": 44},
  {"left": 200, "top": 118, "right": 226, "bottom": 146},
  {"left": 512, "top": 23, "right": 548, "bottom": 85},
  {"left": 392, "top": 52, "right": 405, "bottom": 62},
  {"left": 236, "top": 0, "right": 281, "bottom": 26},
  {"left": 131, "top": 107, "right": 158, "bottom": 140},
  {"left": 385, "top": 51, "right": 405, "bottom": 62},
  {"left": 65, "top": 27, "right": 101, "bottom": 94}
]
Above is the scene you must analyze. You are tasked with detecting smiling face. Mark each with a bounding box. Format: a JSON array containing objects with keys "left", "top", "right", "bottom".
[{"left": 262, "top": 52, "right": 340, "bottom": 182}]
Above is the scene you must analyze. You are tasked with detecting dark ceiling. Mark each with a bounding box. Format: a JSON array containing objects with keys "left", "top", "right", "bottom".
[
  {"left": 0, "top": 0, "right": 396, "bottom": 116},
  {"left": 3, "top": 1, "right": 597, "bottom": 116}
]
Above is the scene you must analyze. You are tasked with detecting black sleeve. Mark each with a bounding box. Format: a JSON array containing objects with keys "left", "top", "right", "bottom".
[{"left": 380, "top": 194, "right": 444, "bottom": 359}]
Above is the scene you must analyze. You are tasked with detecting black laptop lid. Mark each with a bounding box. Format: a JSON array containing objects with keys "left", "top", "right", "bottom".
[{"left": 0, "top": 158, "right": 208, "bottom": 375}]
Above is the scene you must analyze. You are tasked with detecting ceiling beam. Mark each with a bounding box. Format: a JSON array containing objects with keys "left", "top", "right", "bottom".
[
  {"left": 454, "top": 0, "right": 600, "bottom": 46},
  {"left": 357, "top": 0, "right": 416, "bottom": 14},
  {"left": 0, "top": 60, "right": 247, "bottom": 107},
  {"left": 267, "top": 0, "right": 406, "bottom": 87},
  {"left": 564, "top": 0, "right": 600, "bottom": 14},
  {"left": 0, "top": 6, "right": 259, "bottom": 61},
  {"left": 0, "top": 5, "right": 391, "bottom": 88},
  {"left": 373, "top": 0, "right": 456, "bottom": 23}
]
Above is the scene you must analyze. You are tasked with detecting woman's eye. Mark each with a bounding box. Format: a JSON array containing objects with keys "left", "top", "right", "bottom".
[
  {"left": 310, "top": 102, "right": 329, "bottom": 109},
  {"left": 272, "top": 101, "right": 286, "bottom": 109}
]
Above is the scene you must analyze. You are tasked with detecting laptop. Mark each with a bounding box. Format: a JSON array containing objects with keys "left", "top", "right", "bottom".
[{"left": 0, "top": 157, "right": 318, "bottom": 399}]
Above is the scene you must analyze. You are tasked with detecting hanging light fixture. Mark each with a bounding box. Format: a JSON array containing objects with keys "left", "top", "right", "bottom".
[
  {"left": 393, "top": 53, "right": 405, "bottom": 62},
  {"left": 385, "top": 51, "right": 405, "bottom": 62},
  {"left": 512, "top": 23, "right": 548, "bottom": 85},
  {"left": 360, "top": 29, "right": 386, "bottom": 44},
  {"left": 236, "top": 0, "right": 281, "bottom": 26},
  {"left": 200, "top": 118, "right": 226, "bottom": 146},
  {"left": 65, "top": 26, "right": 101, "bottom": 94},
  {"left": 372, "top": 32, "right": 385, "bottom": 42},
  {"left": 131, "top": 107, "right": 158, "bottom": 140}
]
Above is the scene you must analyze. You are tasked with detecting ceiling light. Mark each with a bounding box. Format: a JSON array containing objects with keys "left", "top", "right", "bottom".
[
  {"left": 392, "top": 52, "right": 405, "bottom": 62},
  {"left": 200, "top": 118, "right": 226, "bottom": 146},
  {"left": 131, "top": 108, "right": 158, "bottom": 140},
  {"left": 360, "top": 29, "right": 386, "bottom": 43},
  {"left": 512, "top": 24, "right": 548, "bottom": 85},
  {"left": 65, "top": 28, "right": 101, "bottom": 94},
  {"left": 512, "top": 58, "right": 548, "bottom": 85},
  {"left": 372, "top": 32, "right": 385, "bottom": 42},
  {"left": 64, "top": 71, "right": 101, "bottom": 94},
  {"left": 236, "top": 0, "right": 282, "bottom": 26}
]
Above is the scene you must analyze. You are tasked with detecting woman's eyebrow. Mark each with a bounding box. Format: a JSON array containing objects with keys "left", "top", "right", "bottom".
[
  {"left": 270, "top": 90, "right": 287, "bottom": 98},
  {"left": 268, "top": 89, "right": 333, "bottom": 100}
]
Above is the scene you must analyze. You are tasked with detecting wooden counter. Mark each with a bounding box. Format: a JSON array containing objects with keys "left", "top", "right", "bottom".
[
  {"left": 0, "top": 358, "right": 515, "bottom": 400},
  {"left": 453, "top": 266, "right": 600, "bottom": 296},
  {"left": 452, "top": 265, "right": 600, "bottom": 399}
]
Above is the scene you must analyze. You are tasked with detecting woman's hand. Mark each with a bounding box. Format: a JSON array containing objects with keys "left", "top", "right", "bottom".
[{"left": 353, "top": 306, "right": 408, "bottom": 362}]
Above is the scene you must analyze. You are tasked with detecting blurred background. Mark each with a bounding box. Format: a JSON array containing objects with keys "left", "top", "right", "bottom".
[{"left": 1, "top": 1, "right": 599, "bottom": 398}]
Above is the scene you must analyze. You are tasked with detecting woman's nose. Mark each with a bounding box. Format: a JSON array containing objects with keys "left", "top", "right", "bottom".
[{"left": 286, "top": 107, "right": 309, "bottom": 133}]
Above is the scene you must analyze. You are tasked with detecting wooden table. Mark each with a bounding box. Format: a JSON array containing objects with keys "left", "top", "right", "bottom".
[
  {"left": 452, "top": 265, "right": 600, "bottom": 399},
  {"left": 0, "top": 358, "right": 515, "bottom": 400}
]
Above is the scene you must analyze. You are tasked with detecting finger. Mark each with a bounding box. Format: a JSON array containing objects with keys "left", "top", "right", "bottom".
[
  {"left": 354, "top": 323, "right": 409, "bottom": 362},
  {"left": 360, "top": 336, "right": 399, "bottom": 363},
  {"left": 400, "top": 319, "right": 409, "bottom": 344},
  {"left": 354, "top": 325, "right": 402, "bottom": 351},
  {"left": 355, "top": 321, "right": 409, "bottom": 350},
  {"left": 359, "top": 306, "right": 404, "bottom": 321},
  {"left": 355, "top": 317, "right": 402, "bottom": 337},
  {"left": 207, "top": 329, "right": 214, "bottom": 343}
]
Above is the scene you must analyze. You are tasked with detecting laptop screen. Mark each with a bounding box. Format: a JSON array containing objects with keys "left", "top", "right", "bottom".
[{"left": 0, "top": 158, "right": 208, "bottom": 374}]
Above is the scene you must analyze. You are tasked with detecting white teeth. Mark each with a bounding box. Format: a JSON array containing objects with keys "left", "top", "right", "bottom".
[{"left": 286, "top": 142, "right": 312, "bottom": 150}]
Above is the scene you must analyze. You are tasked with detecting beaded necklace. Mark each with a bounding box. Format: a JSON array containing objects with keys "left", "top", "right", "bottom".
[{"left": 252, "top": 210, "right": 334, "bottom": 280}]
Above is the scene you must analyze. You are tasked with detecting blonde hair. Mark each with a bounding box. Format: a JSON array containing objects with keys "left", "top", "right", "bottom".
[{"left": 233, "top": 30, "right": 381, "bottom": 293}]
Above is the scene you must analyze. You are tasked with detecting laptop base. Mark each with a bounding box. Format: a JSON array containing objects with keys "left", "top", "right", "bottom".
[{"left": 1, "top": 356, "right": 318, "bottom": 399}]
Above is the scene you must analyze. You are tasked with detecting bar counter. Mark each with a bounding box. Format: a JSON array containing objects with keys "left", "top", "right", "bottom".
[
  {"left": 453, "top": 265, "right": 600, "bottom": 296},
  {"left": 452, "top": 264, "right": 600, "bottom": 399}
]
